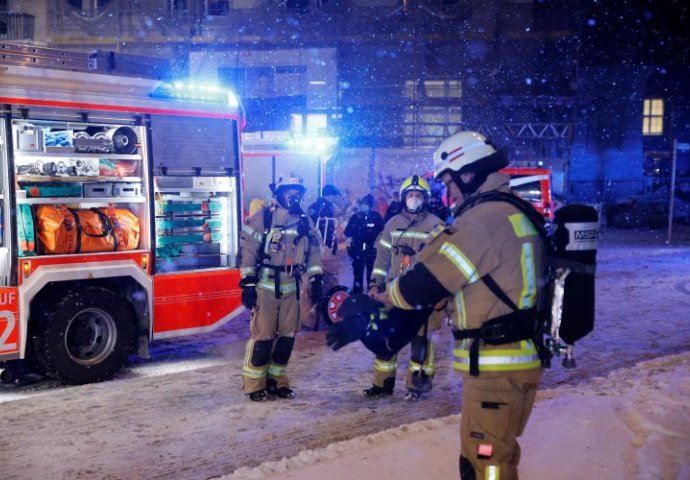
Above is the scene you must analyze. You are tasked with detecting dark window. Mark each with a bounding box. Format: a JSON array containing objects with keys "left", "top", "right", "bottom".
[
  {"left": 207, "top": 0, "right": 229, "bottom": 15},
  {"left": 286, "top": 0, "right": 309, "bottom": 13},
  {"left": 171, "top": 0, "right": 188, "bottom": 12}
]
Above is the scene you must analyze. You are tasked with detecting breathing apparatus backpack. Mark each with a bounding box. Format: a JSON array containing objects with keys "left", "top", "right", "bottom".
[
  {"left": 455, "top": 192, "right": 599, "bottom": 369},
  {"left": 544, "top": 203, "right": 598, "bottom": 367}
]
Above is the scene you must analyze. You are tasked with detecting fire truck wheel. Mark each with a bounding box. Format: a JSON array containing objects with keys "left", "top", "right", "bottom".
[
  {"left": 38, "top": 287, "right": 136, "bottom": 385},
  {"left": 24, "top": 304, "right": 51, "bottom": 377},
  {"left": 321, "top": 285, "right": 351, "bottom": 326}
]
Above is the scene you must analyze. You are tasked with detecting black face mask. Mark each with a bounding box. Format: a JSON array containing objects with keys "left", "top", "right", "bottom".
[
  {"left": 287, "top": 196, "right": 304, "bottom": 215},
  {"left": 457, "top": 170, "right": 490, "bottom": 196}
]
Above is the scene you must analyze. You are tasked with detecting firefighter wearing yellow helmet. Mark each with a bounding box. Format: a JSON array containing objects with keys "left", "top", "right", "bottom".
[
  {"left": 368, "top": 131, "right": 546, "bottom": 478},
  {"left": 366, "top": 175, "right": 444, "bottom": 401},
  {"left": 238, "top": 172, "right": 324, "bottom": 401}
]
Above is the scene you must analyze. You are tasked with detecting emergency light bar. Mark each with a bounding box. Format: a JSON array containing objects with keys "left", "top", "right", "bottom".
[{"left": 151, "top": 81, "right": 240, "bottom": 107}]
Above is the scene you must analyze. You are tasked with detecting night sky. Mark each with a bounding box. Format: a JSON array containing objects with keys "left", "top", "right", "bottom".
[{"left": 580, "top": 0, "right": 690, "bottom": 67}]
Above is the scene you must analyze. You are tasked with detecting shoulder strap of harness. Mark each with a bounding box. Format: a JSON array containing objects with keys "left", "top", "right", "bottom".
[
  {"left": 454, "top": 190, "right": 549, "bottom": 243},
  {"left": 256, "top": 206, "right": 273, "bottom": 274}
]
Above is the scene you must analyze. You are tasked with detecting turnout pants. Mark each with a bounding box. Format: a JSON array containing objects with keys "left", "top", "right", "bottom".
[
  {"left": 372, "top": 337, "right": 436, "bottom": 392},
  {"left": 372, "top": 314, "right": 440, "bottom": 392},
  {"left": 242, "top": 288, "right": 300, "bottom": 394},
  {"left": 459, "top": 370, "right": 541, "bottom": 480}
]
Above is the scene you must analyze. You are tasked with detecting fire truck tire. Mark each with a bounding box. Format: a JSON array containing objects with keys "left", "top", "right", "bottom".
[
  {"left": 38, "top": 287, "right": 136, "bottom": 384},
  {"left": 24, "top": 334, "right": 49, "bottom": 377},
  {"left": 321, "top": 285, "right": 351, "bottom": 326},
  {"left": 24, "top": 304, "right": 51, "bottom": 377}
]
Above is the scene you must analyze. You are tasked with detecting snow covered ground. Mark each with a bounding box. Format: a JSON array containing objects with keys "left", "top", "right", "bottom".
[
  {"left": 1, "top": 226, "right": 690, "bottom": 480},
  {"left": 220, "top": 352, "right": 690, "bottom": 480}
]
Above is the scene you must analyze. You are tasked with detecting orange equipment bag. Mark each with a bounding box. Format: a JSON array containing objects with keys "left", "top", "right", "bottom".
[{"left": 35, "top": 205, "right": 140, "bottom": 254}]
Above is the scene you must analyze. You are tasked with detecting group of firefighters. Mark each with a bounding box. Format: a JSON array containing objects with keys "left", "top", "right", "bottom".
[{"left": 238, "top": 131, "right": 547, "bottom": 479}]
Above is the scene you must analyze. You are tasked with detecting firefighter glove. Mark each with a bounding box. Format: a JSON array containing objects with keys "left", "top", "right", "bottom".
[
  {"left": 326, "top": 313, "right": 368, "bottom": 351},
  {"left": 326, "top": 294, "right": 382, "bottom": 351},
  {"left": 239, "top": 276, "right": 258, "bottom": 310},
  {"left": 309, "top": 274, "right": 323, "bottom": 305}
]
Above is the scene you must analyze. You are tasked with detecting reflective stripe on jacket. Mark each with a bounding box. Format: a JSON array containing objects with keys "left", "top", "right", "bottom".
[
  {"left": 372, "top": 209, "right": 442, "bottom": 288},
  {"left": 239, "top": 205, "right": 323, "bottom": 296}
]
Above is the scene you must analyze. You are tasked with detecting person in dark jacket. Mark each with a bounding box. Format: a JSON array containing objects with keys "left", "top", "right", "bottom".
[
  {"left": 307, "top": 184, "right": 341, "bottom": 253},
  {"left": 384, "top": 191, "right": 402, "bottom": 223},
  {"left": 344, "top": 194, "right": 384, "bottom": 293}
]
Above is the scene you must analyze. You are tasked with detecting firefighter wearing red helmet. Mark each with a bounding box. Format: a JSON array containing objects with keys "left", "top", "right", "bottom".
[
  {"left": 373, "top": 132, "right": 546, "bottom": 479},
  {"left": 365, "top": 175, "right": 443, "bottom": 401},
  {"left": 238, "top": 173, "right": 324, "bottom": 401}
]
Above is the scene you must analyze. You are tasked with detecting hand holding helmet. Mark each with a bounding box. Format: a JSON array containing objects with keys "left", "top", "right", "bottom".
[{"left": 326, "top": 294, "right": 432, "bottom": 357}]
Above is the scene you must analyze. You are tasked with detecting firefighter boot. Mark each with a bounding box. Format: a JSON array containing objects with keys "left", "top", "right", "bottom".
[
  {"left": 267, "top": 378, "right": 295, "bottom": 399},
  {"left": 363, "top": 377, "right": 395, "bottom": 398},
  {"left": 248, "top": 390, "right": 268, "bottom": 402}
]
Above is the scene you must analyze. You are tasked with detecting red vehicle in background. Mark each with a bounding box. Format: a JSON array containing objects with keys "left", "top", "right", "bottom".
[{"left": 501, "top": 166, "right": 554, "bottom": 222}]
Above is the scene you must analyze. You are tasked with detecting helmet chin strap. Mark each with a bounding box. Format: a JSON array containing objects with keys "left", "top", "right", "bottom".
[{"left": 455, "top": 170, "right": 490, "bottom": 196}]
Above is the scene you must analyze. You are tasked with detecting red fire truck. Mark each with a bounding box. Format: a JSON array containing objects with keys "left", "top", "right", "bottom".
[
  {"left": 0, "top": 44, "right": 244, "bottom": 384},
  {"left": 501, "top": 166, "right": 554, "bottom": 222}
]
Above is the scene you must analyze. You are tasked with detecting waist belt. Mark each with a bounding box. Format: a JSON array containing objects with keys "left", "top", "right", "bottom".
[
  {"left": 260, "top": 263, "right": 305, "bottom": 299},
  {"left": 452, "top": 308, "right": 538, "bottom": 376}
]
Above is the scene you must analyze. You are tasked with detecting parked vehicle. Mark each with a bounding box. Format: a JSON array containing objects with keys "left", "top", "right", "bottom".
[{"left": 0, "top": 44, "right": 245, "bottom": 384}]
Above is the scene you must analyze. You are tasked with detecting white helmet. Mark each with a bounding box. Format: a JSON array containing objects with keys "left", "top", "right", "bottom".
[
  {"left": 272, "top": 172, "right": 306, "bottom": 195},
  {"left": 433, "top": 131, "right": 507, "bottom": 179}
]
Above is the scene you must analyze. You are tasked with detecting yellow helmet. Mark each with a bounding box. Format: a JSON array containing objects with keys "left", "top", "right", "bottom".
[{"left": 399, "top": 175, "right": 431, "bottom": 198}]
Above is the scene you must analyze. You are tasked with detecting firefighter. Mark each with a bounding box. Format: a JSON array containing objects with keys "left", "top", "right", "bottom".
[
  {"left": 372, "top": 131, "right": 545, "bottom": 479},
  {"left": 238, "top": 173, "right": 324, "bottom": 401},
  {"left": 365, "top": 176, "right": 443, "bottom": 401},
  {"left": 344, "top": 194, "right": 385, "bottom": 294}
]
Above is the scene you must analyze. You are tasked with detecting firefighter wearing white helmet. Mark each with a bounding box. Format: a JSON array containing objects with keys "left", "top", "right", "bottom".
[
  {"left": 366, "top": 175, "right": 443, "bottom": 401},
  {"left": 371, "top": 132, "right": 546, "bottom": 478},
  {"left": 239, "top": 172, "right": 324, "bottom": 401}
]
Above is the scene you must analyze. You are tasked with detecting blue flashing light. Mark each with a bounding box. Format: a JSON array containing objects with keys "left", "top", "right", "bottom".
[
  {"left": 283, "top": 134, "right": 338, "bottom": 154},
  {"left": 151, "top": 80, "right": 240, "bottom": 108}
]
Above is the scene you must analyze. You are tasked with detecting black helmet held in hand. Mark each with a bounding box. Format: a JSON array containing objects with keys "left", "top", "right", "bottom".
[{"left": 326, "top": 293, "right": 432, "bottom": 357}]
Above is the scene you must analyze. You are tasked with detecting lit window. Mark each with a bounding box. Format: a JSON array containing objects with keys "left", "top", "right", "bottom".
[
  {"left": 289, "top": 114, "right": 328, "bottom": 134},
  {"left": 424, "top": 81, "right": 445, "bottom": 98},
  {"left": 404, "top": 80, "right": 417, "bottom": 100},
  {"left": 402, "top": 106, "right": 462, "bottom": 146},
  {"left": 291, "top": 114, "right": 303, "bottom": 134},
  {"left": 642, "top": 98, "right": 664, "bottom": 135},
  {"left": 423, "top": 80, "right": 462, "bottom": 98},
  {"left": 307, "top": 114, "right": 328, "bottom": 133}
]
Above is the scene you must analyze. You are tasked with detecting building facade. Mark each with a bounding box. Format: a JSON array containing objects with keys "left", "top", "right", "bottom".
[{"left": 7, "top": 0, "right": 688, "bottom": 220}]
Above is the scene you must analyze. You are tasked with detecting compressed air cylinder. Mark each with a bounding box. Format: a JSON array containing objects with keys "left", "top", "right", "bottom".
[{"left": 552, "top": 204, "right": 599, "bottom": 345}]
